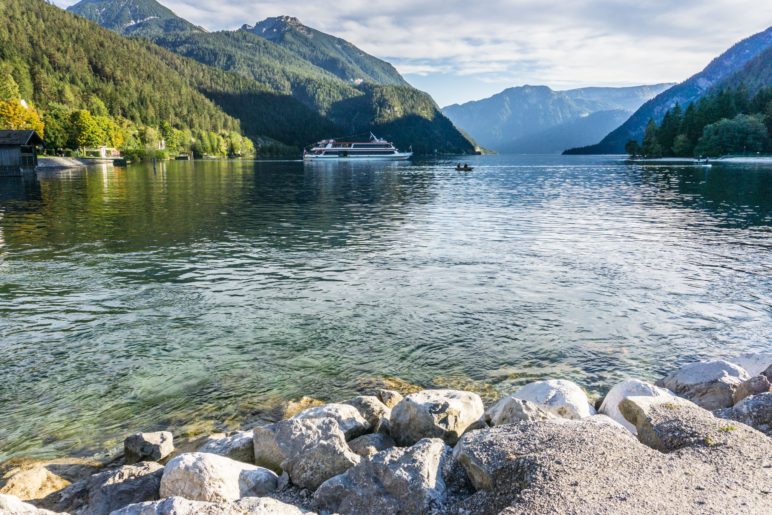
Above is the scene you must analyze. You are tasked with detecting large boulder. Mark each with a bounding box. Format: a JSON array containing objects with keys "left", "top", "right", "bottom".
[
  {"left": 292, "top": 404, "right": 369, "bottom": 440},
  {"left": 343, "top": 396, "right": 391, "bottom": 433},
  {"left": 390, "top": 390, "right": 484, "bottom": 446},
  {"left": 732, "top": 375, "right": 772, "bottom": 404},
  {"left": 731, "top": 352, "right": 772, "bottom": 376},
  {"left": 450, "top": 414, "right": 772, "bottom": 514},
  {"left": 79, "top": 462, "right": 163, "bottom": 515},
  {"left": 656, "top": 360, "right": 749, "bottom": 410},
  {"left": 484, "top": 397, "right": 555, "bottom": 426},
  {"left": 124, "top": 432, "right": 174, "bottom": 465},
  {"left": 252, "top": 418, "right": 360, "bottom": 491},
  {"left": 110, "top": 496, "right": 238, "bottom": 515},
  {"left": 347, "top": 433, "right": 396, "bottom": 458},
  {"left": 511, "top": 379, "right": 596, "bottom": 419},
  {"left": 198, "top": 431, "right": 254, "bottom": 464},
  {"left": 715, "top": 392, "right": 772, "bottom": 436},
  {"left": 159, "top": 453, "right": 277, "bottom": 503},
  {"left": 314, "top": 438, "right": 450, "bottom": 514},
  {"left": 234, "top": 497, "right": 312, "bottom": 514},
  {"left": 0, "top": 494, "right": 58, "bottom": 514},
  {"left": 599, "top": 379, "right": 674, "bottom": 433}
]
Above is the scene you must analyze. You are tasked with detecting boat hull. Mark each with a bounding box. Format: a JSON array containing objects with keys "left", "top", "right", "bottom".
[{"left": 304, "top": 152, "right": 413, "bottom": 161}]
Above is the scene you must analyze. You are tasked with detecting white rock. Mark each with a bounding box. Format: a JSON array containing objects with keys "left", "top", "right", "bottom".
[
  {"left": 0, "top": 494, "right": 57, "bottom": 514},
  {"left": 484, "top": 397, "right": 556, "bottom": 426},
  {"left": 599, "top": 379, "right": 675, "bottom": 433},
  {"left": 109, "top": 496, "right": 236, "bottom": 515},
  {"left": 159, "top": 453, "right": 277, "bottom": 503},
  {"left": 512, "top": 380, "right": 596, "bottom": 419},
  {"left": 731, "top": 352, "right": 772, "bottom": 376},
  {"left": 656, "top": 360, "right": 750, "bottom": 410},
  {"left": 235, "top": 497, "right": 312, "bottom": 514},
  {"left": 390, "top": 389, "right": 485, "bottom": 446},
  {"left": 198, "top": 431, "right": 254, "bottom": 464},
  {"left": 292, "top": 403, "right": 369, "bottom": 440}
]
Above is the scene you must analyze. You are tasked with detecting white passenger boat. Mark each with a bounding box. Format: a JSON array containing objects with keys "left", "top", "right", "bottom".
[{"left": 304, "top": 133, "right": 412, "bottom": 161}]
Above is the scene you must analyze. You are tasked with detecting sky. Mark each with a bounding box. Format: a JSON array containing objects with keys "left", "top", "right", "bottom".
[{"left": 54, "top": 1, "right": 772, "bottom": 107}]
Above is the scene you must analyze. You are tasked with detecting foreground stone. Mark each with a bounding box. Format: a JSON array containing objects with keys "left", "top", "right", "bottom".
[
  {"left": 70, "top": 462, "right": 163, "bottom": 515},
  {"left": 599, "top": 379, "right": 674, "bottom": 433},
  {"left": 511, "top": 379, "right": 596, "bottom": 419},
  {"left": 656, "top": 360, "right": 749, "bottom": 410},
  {"left": 160, "top": 453, "right": 277, "bottom": 503},
  {"left": 314, "top": 438, "right": 449, "bottom": 514},
  {"left": 715, "top": 392, "right": 772, "bottom": 436},
  {"left": 484, "top": 397, "right": 555, "bottom": 426},
  {"left": 375, "top": 389, "right": 403, "bottom": 409},
  {"left": 252, "top": 418, "right": 360, "bottom": 490},
  {"left": 347, "top": 433, "right": 396, "bottom": 458},
  {"left": 451, "top": 412, "right": 771, "bottom": 514},
  {"left": 110, "top": 496, "right": 236, "bottom": 515},
  {"left": 733, "top": 374, "right": 772, "bottom": 404},
  {"left": 0, "top": 494, "right": 57, "bottom": 514},
  {"left": 343, "top": 396, "right": 391, "bottom": 433},
  {"left": 0, "top": 457, "right": 100, "bottom": 505},
  {"left": 292, "top": 404, "right": 369, "bottom": 440},
  {"left": 390, "top": 389, "right": 484, "bottom": 446},
  {"left": 235, "top": 496, "right": 313, "bottom": 514},
  {"left": 124, "top": 432, "right": 174, "bottom": 465},
  {"left": 198, "top": 431, "right": 254, "bottom": 464}
]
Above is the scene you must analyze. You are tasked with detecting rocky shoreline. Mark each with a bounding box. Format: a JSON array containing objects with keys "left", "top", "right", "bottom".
[{"left": 1, "top": 353, "right": 770, "bottom": 514}]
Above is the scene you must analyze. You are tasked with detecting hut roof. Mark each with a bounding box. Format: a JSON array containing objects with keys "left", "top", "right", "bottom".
[{"left": 0, "top": 130, "right": 43, "bottom": 146}]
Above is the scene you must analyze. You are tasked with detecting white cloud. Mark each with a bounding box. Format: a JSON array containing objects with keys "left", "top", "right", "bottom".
[{"left": 53, "top": 1, "right": 772, "bottom": 104}]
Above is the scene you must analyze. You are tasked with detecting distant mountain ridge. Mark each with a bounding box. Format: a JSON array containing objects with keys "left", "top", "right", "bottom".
[
  {"left": 566, "top": 26, "right": 772, "bottom": 154},
  {"left": 442, "top": 84, "right": 672, "bottom": 154},
  {"left": 66, "top": 0, "right": 475, "bottom": 154}
]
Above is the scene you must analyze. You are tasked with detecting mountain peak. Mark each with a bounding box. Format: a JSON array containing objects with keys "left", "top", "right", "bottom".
[
  {"left": 243, "top": 16, "right": 311, "bottom": 40},
  {"left": 68, "top": 0, "right": 202, "bottom": 36}
]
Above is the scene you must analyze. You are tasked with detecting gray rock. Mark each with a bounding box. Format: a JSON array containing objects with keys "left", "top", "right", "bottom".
[
  {"left": 732, "top": 375, "right": 772, "bottom": 404},
  {"left": 198, "top": 431, "right": 254, "bottom": 464},
  {"left": 347, "top": 433, "right": 396, "bottom": 458},
  {"left": 484, "top": 397, "right": 555, "bottom": 426},
  {"left": 159, "top": 453, "right": 277, "bottom": 503},
  {"left": 390, "top": 389, "right": 484, "bottom": 446},
  {"left": 253, "top": 418, "right": 360, "bottom": 491},
  {"left": 314, "top": 438, "right": 450, "bottom": 514},
  {"left": 109, "top": 496, "right": 238, "bottom": 515},
  {"left": 292, "top": 403, "right": 369, "bottom": 440},
  {"left": 598, "top": 379, "right": 675, "bottom": 433},
  {"left": 234, "top": 497, "right": 312, "bottom": 514},
  {"left": 375, "top": 389, "right": 403, "bottom": 409},
  {"left": 343, "top": 396, "right": 391, "bottom": 433},
  {"left": 715, "top": 392, "right": 772, "bottom": 436},
  {"left": 511, "top": 379, "right": 596, "bottom": 419},
  {"left": 656, "top": 360, "right": 750, "bottom": 410},
  {"left": 80, "top": 462, "right": 163, "bottom": 515},
  {"left": 124, "top": 432, "right": 174, "bottom": 465},
  {"left": 0, "top": 494, "right": 58, "bottom": 514},
  {"left": 451, "top": 414, "right": 772, "bottom": 514}
]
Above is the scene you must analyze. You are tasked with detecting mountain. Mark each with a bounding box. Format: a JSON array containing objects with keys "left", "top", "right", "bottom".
[
  {"left": 442, "top": 84, "right": 671, "bottom": 154},
  {"left": 67, "top": 0, "right": 202, "bottom": 36},
  {"left": 241, "top": 16, "right": 407, "bottom": 87},
  {"left": 566, "top": 26, "right": 772, "bottom": 154},
  {"left": 67, "top": 0, "right": 475, "bottom": 154}
]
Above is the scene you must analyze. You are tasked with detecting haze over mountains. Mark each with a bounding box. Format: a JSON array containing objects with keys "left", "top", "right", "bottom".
[
  {"left": 568, "top": 26, "right": 772, "bottom": 154},
  {"left": 64, "top": 0, "right": 475, "bottom": 154},
  {"left": 443, "top": 84, "right": 672, "bottom": 154}
]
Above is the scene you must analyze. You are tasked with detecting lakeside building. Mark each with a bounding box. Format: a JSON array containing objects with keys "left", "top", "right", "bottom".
[{"left": 0, "top": 130, "right": 43, "bottom": 177}]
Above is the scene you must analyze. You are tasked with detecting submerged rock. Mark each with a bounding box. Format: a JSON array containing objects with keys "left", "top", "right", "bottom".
[
  {"left": 347, "top": 433, "right": 396, "bottom": 458},
  {"left": 160, "top": 453, "right": 277, "bottom": 503},
  {"left": 314, "top": 438, "right": 450, "bottom": 514},
  {"left": 715, "top": 392, "right": 772, "bottom": 436},
  {"left": 252, "top": 418, "right": 360, "bottom": 491},
  {"left": 484, "top": 397, "right": 556, "bottom": 426},
  {"left": 198, "top": 431, "right": 254, "bottom": 464},
  {"left": 511, "top": 379, "right": 596, "bottom": 419},
  {"left": 124, "top": 432, "right": 174, "bottom": 465},
  {"left": 390, "top": 389, "right": 484, "bottom": 446},
  {"left": 656, "top": 360, "right": 749, "bottom": 410},
  {"left": 599, "top": 379, "right": 674, "bottom": 433},
  {"left": 292, "top": 404, "right": 369, "bottom": 440}
]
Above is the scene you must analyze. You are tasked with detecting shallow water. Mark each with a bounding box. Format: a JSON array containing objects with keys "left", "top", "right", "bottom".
[{"left": 0, "top": 155, "right": 770, "bottom": 460}]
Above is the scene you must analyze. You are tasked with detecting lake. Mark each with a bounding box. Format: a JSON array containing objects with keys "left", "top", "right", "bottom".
[{"left": 0, "top": 155, "right": 770, "bottom": 460}]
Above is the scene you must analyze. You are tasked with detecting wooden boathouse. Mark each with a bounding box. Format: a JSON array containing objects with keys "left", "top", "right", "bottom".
[{"left": 0, "top": 130, "right": 43, "bottom": 177}]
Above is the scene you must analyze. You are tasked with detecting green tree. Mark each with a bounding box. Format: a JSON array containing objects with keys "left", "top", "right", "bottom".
[
  {"left": 70, "top": 110, "right": 102, "bottom": 148},
  {"left": 657, "top": 104, "right": 681, "bottom": 155},
  {"left": 624, "top": 139, "right": 642, "bottom": 157},
  {"left": 694, "top": 114, "right": 769, "bottom": 157},
  {"left": 641, "top": 119, "right": 663, "bottom": 158},
  {"left": 0, "top": 66, "right": 20, "bottom": 101},
  {"left": 672, "top": 134, "right": 692, "bottom": 157},
  {"left": 42, "top": 102, "right": 72, "bottom": 150}
]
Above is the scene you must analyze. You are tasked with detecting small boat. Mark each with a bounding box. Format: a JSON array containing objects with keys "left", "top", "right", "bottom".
[
  {"left": 304, "top": 133, "right": 412, "bottom": 161},
  {"left": 455, "top": 164, "right": 473, "bottom": 171}
]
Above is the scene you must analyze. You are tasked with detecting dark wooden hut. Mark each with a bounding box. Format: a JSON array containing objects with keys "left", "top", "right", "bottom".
[{"left": 0, "top": 130, "right": 43, "bottom": 177}]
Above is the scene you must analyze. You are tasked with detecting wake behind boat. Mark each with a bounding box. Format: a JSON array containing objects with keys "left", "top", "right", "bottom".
[{"left": 304, "top": 133, "right": 412, "bottom": 161}]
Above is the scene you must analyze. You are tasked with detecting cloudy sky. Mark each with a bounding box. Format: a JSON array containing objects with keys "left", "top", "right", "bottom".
[{"left": 54, "top": 1, "right": 772, "bottom": 106}]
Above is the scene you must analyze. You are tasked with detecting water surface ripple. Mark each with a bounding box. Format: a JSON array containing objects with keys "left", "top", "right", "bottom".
[{"left": 0, "top": 155, "right": 770, "bottom": 459}]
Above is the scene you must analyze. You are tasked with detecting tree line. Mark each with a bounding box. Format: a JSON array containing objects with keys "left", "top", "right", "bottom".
[{"left": 626, "top": 86, "right": 772, "bottom": 158}]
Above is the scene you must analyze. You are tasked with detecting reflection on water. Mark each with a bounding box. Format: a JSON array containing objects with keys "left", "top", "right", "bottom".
[{"left": 0, "top": 156, "right": 770, "bottom": 459}]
